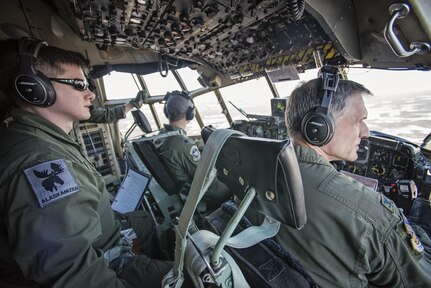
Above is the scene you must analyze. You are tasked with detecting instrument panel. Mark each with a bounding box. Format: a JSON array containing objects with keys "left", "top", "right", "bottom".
[
  {"left": 344, "top": 138, "right": 412, "bottom": 181},
  {"left": 231, "top": 118, "right": 288, "bottom": 140},
  {"left": 340, "top": 133, "right": 431, "bottom": 212}
]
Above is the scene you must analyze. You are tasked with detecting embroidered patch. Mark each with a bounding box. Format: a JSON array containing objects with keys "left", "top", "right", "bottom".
[
  {"left": 190, "top": 145, "right": 201, "bottom": 162},
  {"left": 380, "top": 194, "right": 395, "bottom": 213},
  {"left": 24, "top": 159, "right": 80, "bottom": 208},
  {"left": 403, "top": 217, "right": 424, "bottom": 253}
]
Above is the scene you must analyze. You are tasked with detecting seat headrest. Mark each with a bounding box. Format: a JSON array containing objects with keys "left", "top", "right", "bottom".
[{"left": 215, "top": 135, "right": 306, "bottom": 229}]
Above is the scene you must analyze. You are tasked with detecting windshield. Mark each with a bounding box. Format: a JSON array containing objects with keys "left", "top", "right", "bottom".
[
  {"left": 347, "top": 68, "right": 430, "bottom": 146},
  {"left": 102, "top": 67, "right": 430, "bottom": 146}
]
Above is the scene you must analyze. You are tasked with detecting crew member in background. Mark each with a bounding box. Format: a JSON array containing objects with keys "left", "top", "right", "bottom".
[
  {"left": 154, "top": 90, "right": 231, "bottom": 211},
  {"left": 247, "top": 67, "right": 431, "bottom": 287},
  {"left": 0, "top": 38, "right": 171, "bottom": 288}
]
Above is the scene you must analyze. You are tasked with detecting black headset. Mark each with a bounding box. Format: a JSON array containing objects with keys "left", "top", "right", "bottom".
[
  {"left": 163, "top": 90, "right": 195, "bottom": 121},
  {"left": 12, "top": 37, "right": 56, "bottom": 107},
  {"left": 300, "top": 65, "right": 340, "bottom": 146}
]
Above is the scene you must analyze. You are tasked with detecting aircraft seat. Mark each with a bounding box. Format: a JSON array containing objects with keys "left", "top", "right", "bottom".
[
  {"left": 127, "top": 110, "right": 190, "bottom": 196},
  {"left": 163, "top": 128, "right": 312, "bottom": 288},
  {"left": 202, "top": 126, "right": 306, "bottom": 228},
  {"left": 132, "top": 139, "right": 188, "bottom": 195}
]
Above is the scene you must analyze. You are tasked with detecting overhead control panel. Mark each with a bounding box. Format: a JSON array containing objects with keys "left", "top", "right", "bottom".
[{"left": 71, "top": 0, "right": 344, "bottom": 80}]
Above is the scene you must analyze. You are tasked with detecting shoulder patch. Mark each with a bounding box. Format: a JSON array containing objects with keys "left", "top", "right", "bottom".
[
  {"left": 23, "top": 159, "right": 80, "bottom": 208},
  {"left": 190, "top": 145, "right": 201, "bottom": 162},
  {"left": 380, "top": 194, "right": 395, "bottom": 213}
]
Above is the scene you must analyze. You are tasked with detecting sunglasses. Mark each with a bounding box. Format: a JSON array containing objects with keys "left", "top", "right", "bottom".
[{"left": 49, "top": 78, "right": 89, "bottom": 91}]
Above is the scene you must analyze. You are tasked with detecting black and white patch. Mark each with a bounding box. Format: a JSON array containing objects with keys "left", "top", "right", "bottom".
[
  {"left": 24, "top": 159, "right": 80, "bottom": 208},
  {"left": 190, "top": 145, "right": 201, "bottom": 162}
]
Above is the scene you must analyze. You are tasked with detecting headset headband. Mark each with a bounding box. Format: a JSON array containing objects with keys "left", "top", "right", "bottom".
[
  {"left": 18, "top": 38, "right": 48, "bottom": 74},
  {"left": 316, "top": 65, "right": 340, "bottom": 114},
  {"left": 164, "top": 90, "right": 191, "bottom": 101}
]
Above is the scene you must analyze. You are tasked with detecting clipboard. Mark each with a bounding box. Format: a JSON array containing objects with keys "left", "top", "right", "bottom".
[{"left": 111, "top": 169, "right": 151, "bottom": 214}]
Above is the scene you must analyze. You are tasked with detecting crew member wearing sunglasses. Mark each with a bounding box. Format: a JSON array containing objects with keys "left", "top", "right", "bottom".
[
  {"left": 0, "top": 39, "right": 171, "bottom": 288},
  {"left": 48, "top": 77, "right": 146, "bottom": 125}
]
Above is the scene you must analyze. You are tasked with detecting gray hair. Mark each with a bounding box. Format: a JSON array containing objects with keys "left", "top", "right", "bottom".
[{"left": 285, "top": 78, "right": 372, "bottom": 138}]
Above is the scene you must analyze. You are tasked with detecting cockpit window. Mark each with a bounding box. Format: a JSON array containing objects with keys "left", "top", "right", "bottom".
[
  {"left": 347, "top": 67, "right": 430, "bottom": 145},
  {"left": 142, "top": 72, "right": 181, "bottom": 95},
  {"left": 273, "top": 68, "right": 320, "bottom": 97},
  {"left": 177, "top": 68, "right": 204, "bottom": 91},
  {"left": 103, "top": 71, "right": 140, "bottom": 100},
  {"left": 102, "top": 71, "right": 158, "bottom": 138},
  {"left": 220, "top": 77, "right": 274, "bottom": 119}
]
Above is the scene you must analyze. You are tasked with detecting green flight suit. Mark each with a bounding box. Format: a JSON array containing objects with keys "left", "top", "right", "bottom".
[
  {"left": 0, "top": 109, "right": 171, "bottom": 288},
  {"left": 247, "top": 145, "right": 431, "bottom": 288},
  {"left": 154, "top": 124, "right": 231, "bottom": 209},
  {"left": 71, "top": 104, "right": 126, "bottom": 134},
  {"left": 87, "top": 105, "right": 127, "bottom": 123}
]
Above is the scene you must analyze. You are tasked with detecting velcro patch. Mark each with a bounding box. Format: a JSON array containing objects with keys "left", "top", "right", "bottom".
[
  {"left": 190, "top": 145, "right": 201, "bottom": 162},
  {"left": 380, "top": 194, "right": 395, "bottom": 213},
  {"left": 24, "top": 159, "right": 80, "bottom": 208}
]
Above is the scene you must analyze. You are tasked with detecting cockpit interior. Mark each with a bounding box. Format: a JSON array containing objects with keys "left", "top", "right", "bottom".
[{"left": 1, "top": 0, "right": 431, "bottom": 287}]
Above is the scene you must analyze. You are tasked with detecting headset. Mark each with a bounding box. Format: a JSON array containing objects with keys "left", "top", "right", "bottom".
[
  {"left": 163, "top": 90, "right": 195, "bottom": 121},
  {"left": 12, "top": 37, "right": 56, "bottom": 107},
  {"left": 300, "top": 65, "right": 340, "bottom": 146}
]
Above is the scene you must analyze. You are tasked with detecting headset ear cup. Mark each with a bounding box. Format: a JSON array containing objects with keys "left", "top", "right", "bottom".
[
  {"left": 163, "top": 102, "right": 169, "bottom": 119},
  {"left": 301, "top": 110, "right": 335, "bottom": 146},
  {"left": 13, "top": 38, "right": 56, "bottom": 107},
  {"left": 185, "top": 95, "right": 195, "bottom": 121},
  {"left": 186, "top": 106, "right": 195, "bottom": 121},
  {"left": 163, "top": 93, "right": 170, "bottom": 119},
  {"left": 13, "top": 71, "right": 56, "bottom": 107}
]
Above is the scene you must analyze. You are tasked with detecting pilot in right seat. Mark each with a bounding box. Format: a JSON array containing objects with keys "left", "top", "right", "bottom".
[
  {"left": 246, "top": 75, "right": 431, "bottom": 287},
  {"left": 154, "top": 90, "right": 231, "bottom": 211}
]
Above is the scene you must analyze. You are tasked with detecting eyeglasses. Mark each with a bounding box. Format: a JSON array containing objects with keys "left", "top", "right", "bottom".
[{"left": 49, "top": 78, "right": 89, "bottom": 91}]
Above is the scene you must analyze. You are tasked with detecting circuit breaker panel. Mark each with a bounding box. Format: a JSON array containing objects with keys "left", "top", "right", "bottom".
[{"left": 73, "top": 122, "right": 122, "bottom": 193}]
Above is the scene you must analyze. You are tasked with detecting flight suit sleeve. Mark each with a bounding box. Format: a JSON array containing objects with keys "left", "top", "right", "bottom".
[
  {"left": 87, "top": 105, "right": 126, "bottom": 123},
  {"left": 366, "top": 209, "right": 431, "bottom": 287},
  {"left": 5, "top": 159, "right": 127, "bottom": 288}
]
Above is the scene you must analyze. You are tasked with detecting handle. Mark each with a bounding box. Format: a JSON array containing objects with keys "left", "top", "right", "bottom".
[{"left": 383, "top": 3, "right": 430, "bottom": 57}]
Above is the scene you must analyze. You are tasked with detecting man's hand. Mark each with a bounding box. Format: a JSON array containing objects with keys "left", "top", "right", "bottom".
[{"left": 129, "top": 90, "right": 148, "bottom": 109}]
